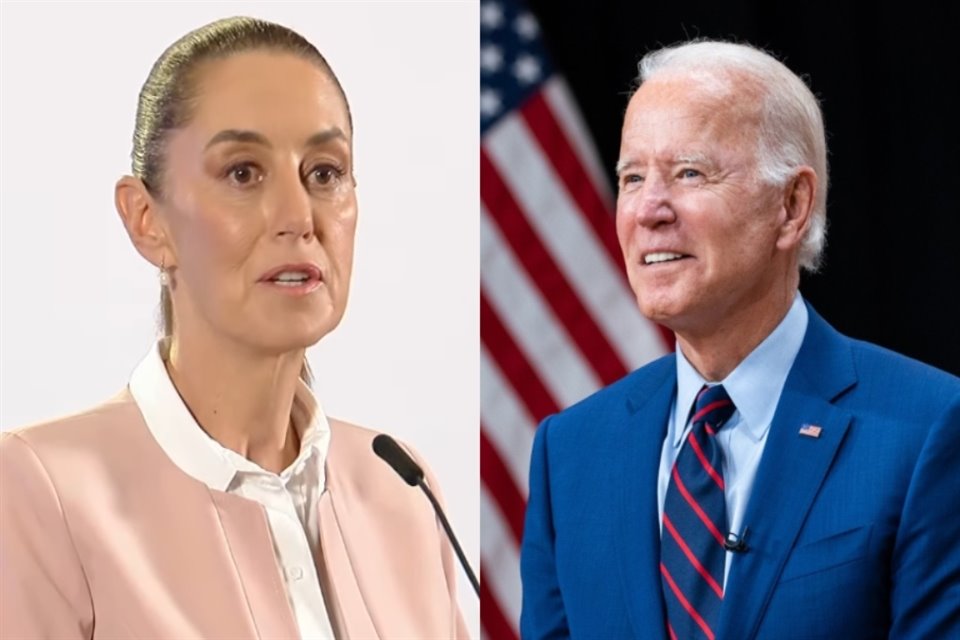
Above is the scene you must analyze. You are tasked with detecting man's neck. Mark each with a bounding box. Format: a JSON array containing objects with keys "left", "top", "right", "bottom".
[{"left": 676, "top": 288, "right": 798, "bottom": 381}]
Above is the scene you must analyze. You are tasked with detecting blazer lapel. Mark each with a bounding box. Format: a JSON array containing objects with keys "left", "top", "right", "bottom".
[
  {"left": 716, "top": 306, "right": 857, "bottom": 640},
  {"left": 210, "top": 491, "right": 302, "bottom": 640},
  {"left": 616, "top": 360, "right": 676, "bottom": 640},
  {"left": 316, "top": 490, "right": 380, "bottom": 640}
]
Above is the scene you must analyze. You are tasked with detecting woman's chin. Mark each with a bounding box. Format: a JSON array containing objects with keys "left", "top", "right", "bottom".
[{"left": 243, "top": 317, "right": 340, "bottom": 354}]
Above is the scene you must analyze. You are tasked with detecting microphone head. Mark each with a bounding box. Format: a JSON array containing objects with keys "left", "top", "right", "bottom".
[{"left": 372, "top": 434, "right": 424, "bottom": 487}]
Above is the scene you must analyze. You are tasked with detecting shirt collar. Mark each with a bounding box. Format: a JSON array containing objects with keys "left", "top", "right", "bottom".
[
  {"left": 674, "top": 292, "right": 809, "bottom": 446},
  {"left": 128, "top": 340, "right": 331, "bottom": 492}
]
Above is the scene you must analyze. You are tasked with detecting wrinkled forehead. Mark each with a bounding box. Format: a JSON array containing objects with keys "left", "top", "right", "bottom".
[{"left": 620, "top": 73, "right": 763, "bottom": 163}]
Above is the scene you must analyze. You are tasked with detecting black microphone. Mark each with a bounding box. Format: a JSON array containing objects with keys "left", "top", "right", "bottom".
[
  {"left": 372, "top": 434, "right": 480, "bottom": 596},
  {"left": 724, "top": 527, "right": 750, "bottom": 553}
]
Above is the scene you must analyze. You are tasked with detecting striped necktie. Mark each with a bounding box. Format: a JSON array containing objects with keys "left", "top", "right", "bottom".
[{"left": 660, "top": 384, "right": 736, "bottom": 640}]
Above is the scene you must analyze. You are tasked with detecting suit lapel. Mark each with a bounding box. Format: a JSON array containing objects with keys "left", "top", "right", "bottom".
[
  {"left": 316, "top": 490, "right": 380, "bottom": 640},
  {"left": 716, "top": 306, "right": 857, "bottom": 640},
  {"left": 210, "top": 491, "right": 302, "bottom": 640},
  {"left": 616, "top": 360, "right": 676, "bottom": 640}
]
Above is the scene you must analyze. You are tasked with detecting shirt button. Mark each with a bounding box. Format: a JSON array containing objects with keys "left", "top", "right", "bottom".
[{"left": 287, "top": 566, "right": 304, "bottom": 581}]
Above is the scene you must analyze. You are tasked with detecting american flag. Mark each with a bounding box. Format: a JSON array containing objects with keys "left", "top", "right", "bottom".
[{"left": 480, "top": 1, "right": 671, "bottom": 637}]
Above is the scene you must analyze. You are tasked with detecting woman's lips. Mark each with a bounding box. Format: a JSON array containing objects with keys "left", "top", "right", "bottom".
[{"left": 259, "top": 278, "right": 323, "bottom": 296}]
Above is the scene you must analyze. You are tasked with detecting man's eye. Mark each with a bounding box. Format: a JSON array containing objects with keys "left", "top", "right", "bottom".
[
  {"left": 621, "top": 174, "right": 644, "bottom": 187},
  {"left": 680, "top": 168, "right": 702, "bottom": 179}
]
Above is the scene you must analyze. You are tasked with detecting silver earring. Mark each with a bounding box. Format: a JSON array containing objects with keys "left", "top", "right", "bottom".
[{"left": 159, "top": 258, "right": 169, "bottom": 287}]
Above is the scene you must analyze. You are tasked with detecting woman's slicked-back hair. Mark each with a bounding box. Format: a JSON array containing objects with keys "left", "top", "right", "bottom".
[
  {"left": 636, "top": 40, "right": 829, "bottom": 272},
  {"left": 133, "top": 16, "right": 350, "bottom": 198},
  {"left": 139, "top": 16, "right": 350, "bottom": 385}
]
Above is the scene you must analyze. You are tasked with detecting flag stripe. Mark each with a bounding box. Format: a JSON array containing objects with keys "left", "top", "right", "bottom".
[
  {"left": 480, "top": 564, "right": 520, "bottom": 640},
  {"left": 480, "top": 292, "right": 561, "bottom": 421},
  {"left": 481, "top": 212, "right": 600, "bottom": 406},
  {"left": 480, "top": 349, "right": 535, "bottom": 497},
  {"left": 521, "top": 88, "right": 672, "bottom": 358},
  {"left": 521, "top": 90, "right": 623, "bottom": 268},
  {"left": 485, "top": 116, "right": 668, "bottom": 368},
  {"left": 481, "top": 7, "right": 671, "bottom": 637},
  {"left": 542, "top": 77, "right": 613, "bottom": 203},
  {"left": 481, "top": 489, "right": 523, "bottom": 635},
  {"left": 481, "top": 427, "right": 526, "bottom": 544},
  {"left": 482, "top": 150, "right": 628, "bottom": 384}
]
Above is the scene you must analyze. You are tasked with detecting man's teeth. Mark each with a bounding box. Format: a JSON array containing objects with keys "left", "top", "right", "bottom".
[{"left": 644, "top": 252, "right": 685, "bottom": 265}]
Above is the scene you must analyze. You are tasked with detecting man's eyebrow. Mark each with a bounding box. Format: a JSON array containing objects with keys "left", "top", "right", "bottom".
[
  {"left": 615, "top": 159, "right": 635, "bottom": 176},
  {"left": 675, "top": 153, "right": 711, "bottom": 165},
  {"left": 204, "top": 129, "right": 271, "bottom": 150}
]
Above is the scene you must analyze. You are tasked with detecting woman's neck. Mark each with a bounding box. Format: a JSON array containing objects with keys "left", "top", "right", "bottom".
[{"left": 164, "top": 330, "right": 305, "bottom": 474}]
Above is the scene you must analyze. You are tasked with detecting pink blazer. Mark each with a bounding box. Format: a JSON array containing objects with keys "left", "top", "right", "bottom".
[{"left": 0, "top": 390, "right": 469, "bottom": 639}]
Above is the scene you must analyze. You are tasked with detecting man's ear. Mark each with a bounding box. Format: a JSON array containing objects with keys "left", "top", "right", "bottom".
[
  {"left": 115, "top": 176, "right": 171, "bottom": 268},
  {"left": 776, "top": 166, "right": 817, "bottom": 252}
]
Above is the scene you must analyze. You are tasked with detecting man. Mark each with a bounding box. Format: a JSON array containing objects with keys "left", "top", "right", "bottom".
[{"left": 520, "top": 40, "right": 959, "bottom": 639}]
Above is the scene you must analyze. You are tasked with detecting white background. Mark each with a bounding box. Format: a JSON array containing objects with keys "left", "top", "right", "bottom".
[{"left": 0, "top": 1, "right": 479, "bottom": 634}]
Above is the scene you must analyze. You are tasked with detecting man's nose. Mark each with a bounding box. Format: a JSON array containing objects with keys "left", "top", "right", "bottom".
[{"left": 624, "top": 174, "right": 676, "bottom": 228}]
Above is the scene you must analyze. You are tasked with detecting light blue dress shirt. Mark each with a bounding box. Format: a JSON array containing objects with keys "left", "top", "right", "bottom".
[{"left": 657, "top": 293, "right": 808, "bottom": 586}]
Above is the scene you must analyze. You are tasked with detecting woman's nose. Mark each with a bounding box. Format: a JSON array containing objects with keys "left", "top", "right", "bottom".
[{"left": 270, "top": 166, "right": 315, "bottom": 241}]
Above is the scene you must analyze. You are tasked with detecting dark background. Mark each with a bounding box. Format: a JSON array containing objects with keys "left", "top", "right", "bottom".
[{"left": 525, "top": 1, "right": 960, "bottom": 375}]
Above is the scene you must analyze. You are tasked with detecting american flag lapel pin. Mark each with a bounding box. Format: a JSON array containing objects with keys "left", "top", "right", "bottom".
[{"left": 798, "top": 424, "right": 822, "bottom": 438}]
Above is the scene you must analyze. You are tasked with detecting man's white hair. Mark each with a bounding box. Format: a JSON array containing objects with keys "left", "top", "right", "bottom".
[{"left": 637, "top": 40, "right": 828, "bottom": 272}]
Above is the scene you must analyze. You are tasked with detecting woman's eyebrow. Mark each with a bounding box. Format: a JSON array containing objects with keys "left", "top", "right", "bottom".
[
  {"left": 205, "top": 129, "right": 270, "bottom": 150},
  {"left": 304, "top": 127, "right": 347, "bottom": 147},
  {"left": 203, "top": 127, "right": 347, "bottom": 150}
]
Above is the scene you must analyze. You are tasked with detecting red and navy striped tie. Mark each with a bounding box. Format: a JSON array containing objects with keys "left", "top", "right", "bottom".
[{"left": 660, "top": 384, "right": 736, "bottom": 640}]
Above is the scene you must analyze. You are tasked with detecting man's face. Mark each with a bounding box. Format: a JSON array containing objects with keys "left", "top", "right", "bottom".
[{"left": 615, "top": 75, "right": 789, "bottom": 336}]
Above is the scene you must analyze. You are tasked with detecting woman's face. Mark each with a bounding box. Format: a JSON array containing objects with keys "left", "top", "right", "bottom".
[{"left": 157, "top": 51, "right": 357, "bottom": 355}]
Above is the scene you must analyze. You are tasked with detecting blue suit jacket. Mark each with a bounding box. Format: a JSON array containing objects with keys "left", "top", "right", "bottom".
[{"left": 520, "top": 305, "right": 960, "bottom": 639}]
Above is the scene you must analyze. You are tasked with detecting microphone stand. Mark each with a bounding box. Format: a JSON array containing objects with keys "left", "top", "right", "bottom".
[{"left": 418, "top": 478, "right": 480, "bottom": 596}]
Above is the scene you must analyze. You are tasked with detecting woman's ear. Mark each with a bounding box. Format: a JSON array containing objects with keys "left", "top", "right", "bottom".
[{"left": 115, "top": 176, "right": 170, "bottom": 268}]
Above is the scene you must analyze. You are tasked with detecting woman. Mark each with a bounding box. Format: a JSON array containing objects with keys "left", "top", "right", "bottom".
[{"left": 0, "top": 16, "right": 468, "bottom": 639}]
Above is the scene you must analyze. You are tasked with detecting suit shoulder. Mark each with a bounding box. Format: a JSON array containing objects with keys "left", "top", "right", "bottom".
[
  {"left": 328, "top": 418, "right": 434, "bottom": 463},
  {"left": 849, "top": 338, "right": 960, "bottom": 402},
  {"left": 327, "top": 417, "right": 380, "bottom": 448},
  {"left": 543, "top": 353, "right": 674, "bottom": 435},
  {"left": 326, "top": 418, "right": 440, "bottom": 489},
  {"left": 832, "top": 337, "right": 960, "bottom": 432},
  {"left": 2, "top": 390, "right": 140, "bottom": 456}
]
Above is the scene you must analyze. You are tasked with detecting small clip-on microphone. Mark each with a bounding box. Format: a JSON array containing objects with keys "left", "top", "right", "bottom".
[{"left": 724, "top": 527, "right": 750, "bottom": 553}]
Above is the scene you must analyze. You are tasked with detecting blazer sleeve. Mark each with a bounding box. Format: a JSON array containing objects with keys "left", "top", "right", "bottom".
[
  {"left": 520, "top": 416, "right": 571, "bottom": 639},
  {"left": 408, "top": 444, "right": 472, "bottom": 639},
  {"left": 889, "top": 394, "right": 960, "bottom": 638},
  {"left": 0, "top": 432, "right": 94, "bottom": 639}
]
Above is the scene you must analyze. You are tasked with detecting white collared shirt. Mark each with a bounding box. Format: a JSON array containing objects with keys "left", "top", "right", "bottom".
[
  {"left": 658, "top": 293, "right": 809, "bottom": 586},
  {"left": 129, "top": 342, "right": 336, "bottom": 640}
]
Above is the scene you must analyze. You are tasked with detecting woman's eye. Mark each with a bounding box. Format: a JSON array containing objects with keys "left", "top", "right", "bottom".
[
  {"left": 225, "top": 162, "right": 263, "bottom": 186},
  {"left": 306, "top": 164, "right": 344, "bottom": 187}
]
